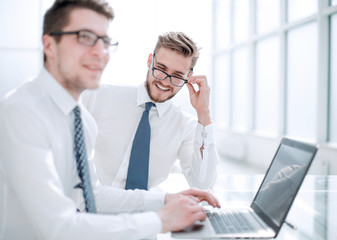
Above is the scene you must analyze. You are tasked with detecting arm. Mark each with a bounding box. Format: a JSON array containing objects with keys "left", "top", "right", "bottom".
[
  {"left": 93, "top": 181, "right": 166, "bottom": 213},
  {"left": 178, "top": 75, "right": 219, "bottom": 189}
]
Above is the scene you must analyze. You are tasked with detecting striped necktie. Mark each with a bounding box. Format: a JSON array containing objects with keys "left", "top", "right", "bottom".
[{"left": 73, "top": 106, "right": 96, "bottom": 213}]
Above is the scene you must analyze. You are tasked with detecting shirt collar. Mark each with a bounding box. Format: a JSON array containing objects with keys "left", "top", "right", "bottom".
[
  {"left": 136, "top": 83, "right": 172, "bottom": 118},
  {"left": 38, "top": 67, "right": 78, "bottom": 116}
]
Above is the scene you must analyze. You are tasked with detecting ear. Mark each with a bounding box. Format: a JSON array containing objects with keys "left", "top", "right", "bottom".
[
  {"left": 147, "top": 53, "right": 153, "bottom": 68},
  {"left": 43, "top": 34, "right": 56, "bottom": 61}
]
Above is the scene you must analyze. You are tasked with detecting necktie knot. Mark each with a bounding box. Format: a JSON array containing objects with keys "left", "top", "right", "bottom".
[
  {"left": 145, "top": 102, "right": 155, "bottom": 113},
  {"left": 73, "top": 105, "right": 81, "bottom": 116}
]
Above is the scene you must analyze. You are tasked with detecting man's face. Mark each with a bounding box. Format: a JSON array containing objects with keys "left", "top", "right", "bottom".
[
  {"left": 145, "top": 47, "right": 192, "bottom": 103},
  {"left": 44, "top": 8, "right": 110, "bottom": 98}
]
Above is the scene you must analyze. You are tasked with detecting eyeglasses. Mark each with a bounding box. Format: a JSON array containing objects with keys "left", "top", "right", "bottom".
[
  {"left": 151, "top": 56, "right": 188, "bottom": 87},
  {"left": 49, "top": 30, "right": 119, "bottom": 51}
]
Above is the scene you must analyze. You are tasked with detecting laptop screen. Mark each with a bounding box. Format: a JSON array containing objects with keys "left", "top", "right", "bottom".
[{"left": 253, "top": 141, "right": 316, "bottom": 228}]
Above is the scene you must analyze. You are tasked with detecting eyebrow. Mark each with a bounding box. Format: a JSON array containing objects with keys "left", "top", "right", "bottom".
[{"left": 80, "top": 28, "right": 109, "bottom": 38}]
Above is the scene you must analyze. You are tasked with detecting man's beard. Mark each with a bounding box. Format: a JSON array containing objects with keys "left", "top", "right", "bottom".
[{"left": 145, "top": 71, "right": 179, "bottom": 103}]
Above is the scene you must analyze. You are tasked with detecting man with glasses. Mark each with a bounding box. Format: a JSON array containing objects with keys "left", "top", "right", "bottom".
[
  {"left": 0, "top": 1, "right": 220, "bottom": 239},
  {"left": 82, "top": 32, "right": 218, "bottom": 191}
]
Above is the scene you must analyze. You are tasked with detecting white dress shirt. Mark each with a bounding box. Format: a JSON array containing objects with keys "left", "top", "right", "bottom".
[
  {"left": 82, "top": 84, "right": 218, "bottom": 190},
  {"left": 0, "top": 68, "right": 165, "bottom": 240}
]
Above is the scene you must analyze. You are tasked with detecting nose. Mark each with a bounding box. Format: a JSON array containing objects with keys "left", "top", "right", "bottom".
[
  {"left": 91, "top": 38, "right": 108, "bottom": 57},
  {"left": 161, "top": 76, "right": 172, "bottom": 85}
]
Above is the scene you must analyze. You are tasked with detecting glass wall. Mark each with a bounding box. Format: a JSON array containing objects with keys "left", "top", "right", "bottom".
[
  {"left": 232, "top": 47, "right": 249, "bottom": 131},
  {"left": 0, "top": 0, "right": 42, "bottom": 97},
  {"left": 287, "top": 0, "right": 317, "bottom": 22},
  {"left": 214, "top": 55, "right": 230, "bottom": 128},
  {"left": 256, "top": 0, "right": 279, "bottom": 34},
  {"left": 286, "top": 23, "right": 318, "bottom": 140},
  {"left": 255, "top": 36, "right": 280, "bottom": 135},
  {"left": 233, "top": 0, "right": 249, "bottom": 44},
  {"left": 212, "top": 0, "right": 337, "bottom": 145},
  {"left": 215, "top": 0, "right": 231, "bottom": 50},
  {"left": 330, "top": 14, "right": 337, "bottom": 142}
]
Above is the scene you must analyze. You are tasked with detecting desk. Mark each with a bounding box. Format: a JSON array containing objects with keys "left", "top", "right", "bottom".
[{"left": 157, "top": 174, "right": 337, "bottom": 240}]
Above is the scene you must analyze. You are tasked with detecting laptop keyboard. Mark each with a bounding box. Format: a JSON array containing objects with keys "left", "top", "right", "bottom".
[{"left": 205, "top": 208, "right": 260, "bottom": 234}]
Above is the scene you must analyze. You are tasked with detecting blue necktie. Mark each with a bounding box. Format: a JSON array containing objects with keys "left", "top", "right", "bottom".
[
  {"left": 125, "top": 102, "right": 155, "bottom": 190},
  {"left": 73, "top": 106, "right": 96, "bottom": 213}
]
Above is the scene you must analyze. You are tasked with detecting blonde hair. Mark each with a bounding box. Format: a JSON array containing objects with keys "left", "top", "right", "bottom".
[{"left": 154, "top": 32, "right": 200, "bottom": 70}]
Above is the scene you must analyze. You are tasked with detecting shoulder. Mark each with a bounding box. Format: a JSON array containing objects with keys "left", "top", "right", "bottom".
[
  {"left": 82, "top": 84, "right": 137, "bottom": 106},
  {"left": 1, "top": 79, "right": 45, "bottom": 117},
  {"left": 0, "top": 80, "right": 50, "bottom": 140}
]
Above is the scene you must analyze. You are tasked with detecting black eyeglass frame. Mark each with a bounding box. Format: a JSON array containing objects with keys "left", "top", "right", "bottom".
[
  {"left": 151, "top": 54, "right": 189, "bottom": 87},
  {"left": 49, "top": 30, "right": 118, "bottom": 50}
]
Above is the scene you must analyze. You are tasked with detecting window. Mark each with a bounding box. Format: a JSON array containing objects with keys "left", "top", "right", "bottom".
[
  {"left": 286, "top": 23, "right": 318, "bottom": 140},
  {"left": 0, "top": 0, "right": 42, "bottom": 97},
  {"left": 287, "top": 0, "right": 317, "bottom": 22},
  {"left": 231, "top": 47, "right": 250, "bottom": 131},
  {"left": 233, "top": 0, "right": 249, "bottom": 44},
  {"left": 256, "top": 0, "right": 279, "bottom": 34},
  {"left": 255, "top": 36, "right": 280, "bottom": 135},
  {"left": 0, "top": 0, "right": 40, "bottom": 49},
  {"left": 214, "top": 54, "right": 230, "bottom": 128},
  {"left": 330, "top": 14, "right": 337, "bottom": 142},
  {"left": 215, "top": 0, "right": 231, "bottom": 50},
  {"left": 212, "top": 0, "right": 337, "bottom": 150}
]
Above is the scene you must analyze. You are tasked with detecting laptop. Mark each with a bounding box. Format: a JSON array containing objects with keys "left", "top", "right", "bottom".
[{"left": 172, "top": 137, "right": 318, "bottom": 239}]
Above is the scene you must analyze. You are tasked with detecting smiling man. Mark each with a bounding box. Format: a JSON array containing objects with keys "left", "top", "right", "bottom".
[{"left": 82, "top": 32, "right": 219, "bottom": 191}]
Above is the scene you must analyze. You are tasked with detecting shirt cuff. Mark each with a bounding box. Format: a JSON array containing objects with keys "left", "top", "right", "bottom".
[
  {"left": 143, "top": 190, "right": 166, "bottom": 211},
  {"left": 195, "top": 122, "right": 215, "bottom": 147}
]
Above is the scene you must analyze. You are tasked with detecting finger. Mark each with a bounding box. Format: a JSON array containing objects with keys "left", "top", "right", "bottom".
[
  {"left": 202, "top": 191, "right": 221, "bottom": 208},
  {"left": 187, "top": 189, "right": 221, "bottom": 208},
  {"left": 189, "top": 79, "right": 209, "bottom": 97},
  {"left": 188, "top": 75, "right": 208, "bottom": 87},
  {"left": 181, "top": 195, "right": 200, "bottom": 205},
  {"left": 188, "top": 203, "right": 204, "bottom": 214},
  {"left": 181, "top": 195, "right": 200, "bottom": 206},
  {"left": 191, "top": 208, "right": 207, "bottom": 222},
  {"left": 187, "top": 195, "right": 200, "bottom": 203},
  {"left": 198, "top": 190, "right": 221, "bottom": 208},
  {"left": 185, "top": 82, "right": 196, "bottom": 97}
]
